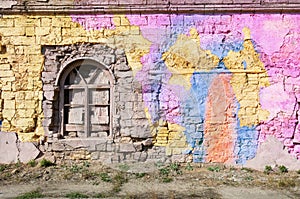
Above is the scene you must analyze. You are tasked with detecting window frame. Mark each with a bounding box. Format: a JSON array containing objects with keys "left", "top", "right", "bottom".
[{"left": 57, "top": 58, "right": 115, "bottom": 139}]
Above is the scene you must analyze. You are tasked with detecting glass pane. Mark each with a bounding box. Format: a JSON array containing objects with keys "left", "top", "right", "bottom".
[
  {"left": 77, "top": 65, "right": 97, "bottom": 84},
  {"left": 90, "top": 106, "right": 109, "bottom": 124},
  {"left": 90, "top": 69, "right": 110, "bottom": 84},
  {"left": 64, "top": 106, "right": 85, "bottom": 125},
  {"left": 89, "top": 89, "right": 109, "bottom": 104},
  {"left": 65, "top": 69, "right": 84, "bottom": 85},
  {"left": 65, "top": 89, "right": 85, "bottom": 105}
]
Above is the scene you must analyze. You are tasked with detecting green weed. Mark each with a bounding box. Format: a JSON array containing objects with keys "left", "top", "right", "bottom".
[
  {"left": 264, "top": 165, "right": 273, "bottom": 174},
  {"left": 185, "top": 163, "right": 193, "bottom": 171},
  {"left": 65, "top": 192, "right": 89, "bottom": 198},
  {"left": 15, "top": 189, "right": 44, "bottom": 199},
  {"left": 27, "top": 160, "right": 37, "bottom": 167},
  {"left": 118, "top": 164, "right": 130, "bottom": 172},
  {"left": 0, "top": 164, "right": 6, "bottom": 172},
  {"left": 162, "top": 177, "right": 173, "bottom": 183},
  {"left": 241, "top": 167, "right": 254, "bottom": 173},
  {"left": 278, "top": 165, "right": 288, "bottom": 173},
  {"left": 40, "top": 159, "right": 55, "bottom": 167},
  {"left": 99, "top": 172, "right": 112, "bottom": 182},
  {"left": 135, "top": 172, "right": 146, "bottom": 178},
  {"left": 207, "top": 166, "right": 221, "bottom": 172}
]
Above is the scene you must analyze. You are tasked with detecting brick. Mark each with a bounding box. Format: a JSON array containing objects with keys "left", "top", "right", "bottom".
[
  {"left": 41, "top": 18, "right": 52, "bottom": 27},
  {"left": 0, "top": 27, "right": 25, "bottom": 36},
  {"left": 0, "top": 70, "right": 13, "bottom": 77},
  {"left": 35, "top": 27, "right": 51, "bottom": 36},
  {"left": 2, "top": 109, "right": 15, "bottom": 120},
  {"left": 1, "top": 91, "right": 15, "bottom": 99}
]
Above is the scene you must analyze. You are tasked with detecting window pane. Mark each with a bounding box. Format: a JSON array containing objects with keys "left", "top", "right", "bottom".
[
  {"left": 90, "top": 69, "right": 110, "bottom": 84},
  {"left": 89, "top": 106, "right": 109, "bottom": 124},
  {"left": 65, "top": 89, "right": 85, "bottom": 105},
  {"left": 64, "top": 106, "right": 85, "bottom": 124},
  {"left": 65, "top": 69, "right": 84, "bottom": 85},
  {"left": 77, "top": 65, "right": 97, "bottom": 84},
  {"left": 89, "top": 89, "right": 109, "bottom": 104}
]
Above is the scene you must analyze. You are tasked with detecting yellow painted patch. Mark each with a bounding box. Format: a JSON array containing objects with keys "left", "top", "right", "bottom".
[
  {"left": 0, "top": 14, "right": 151, "bottom": 141},
  {"left": 223, "top": 27, "right": 270, "bottom": 127},
  {"left": 162, "top": 28, "right": 219, "bottom": 90}
]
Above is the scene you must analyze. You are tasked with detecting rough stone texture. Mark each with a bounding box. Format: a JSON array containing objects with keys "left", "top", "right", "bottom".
[
  {"left": 0, "top": 132, "right": 18, "bottom": 164},
  {"left": 245, "top": 136, "right": 300, "bottom": 171},
  {"left": 0, "top": 132, "right": 40, "bottom": 164},
  {"left": 19, "top": 142, "right": 40, "bottom": 163},
  {"left": 0, "top": 12, "right": 300, "bottom": 168}
]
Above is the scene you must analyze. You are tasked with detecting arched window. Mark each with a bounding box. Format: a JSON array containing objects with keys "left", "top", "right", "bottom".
[{"left": 58, "top": 59, "right": 114, "bottom": 138}]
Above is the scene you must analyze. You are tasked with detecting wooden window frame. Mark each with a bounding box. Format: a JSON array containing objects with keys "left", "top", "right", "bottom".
[{"left": 57, "top": 58, "right": 115, "bottom": 139}]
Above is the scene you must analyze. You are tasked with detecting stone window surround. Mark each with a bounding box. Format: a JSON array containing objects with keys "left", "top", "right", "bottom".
[{"left": 42, "top": 44, "right": 120, "bottom": 144}]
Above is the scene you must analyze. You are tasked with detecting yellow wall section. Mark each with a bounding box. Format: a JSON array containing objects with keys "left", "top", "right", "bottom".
[
  {"left": 0, "top": 14, "right": 151, "bottom": 141},
  {"left": 223, "top": 28, "right": 270, "bottom": 127},
  {"left": 162, "top": 28, "right": 219, "bottom": 90}
]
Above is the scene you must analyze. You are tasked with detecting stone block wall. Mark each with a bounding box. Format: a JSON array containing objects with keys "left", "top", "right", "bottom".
[{"left": 0, "top": 1, "right": 299, "bottom": 168}]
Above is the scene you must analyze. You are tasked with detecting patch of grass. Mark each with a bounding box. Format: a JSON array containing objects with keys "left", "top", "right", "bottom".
[
  {"left": 185, "top": 163, "right": 193, "bottom": 171},
  {"left": 244, "top": 176, "right": 254, "bottom": 181},
  {"left": 170, "top": 162, "right": 182, "bottom": 175},
  {"left": 162, "top": 177, "right": 173, "bottom": 183},
  {"left": 207, "top": 166, "right": 221, "bottom": 172},
  {"left": 113, "top": 172, "right": 128, "bottom": 185},
  {"left": 278, "top": 165, "right": 288, "bottom": 173},
  {"left": 15, "top": 160, "right": 22, "bottom": 168},
  {"left": 278, "top": 179, "right": 296, "bottom": 188},
  {"left": 118, "top": 164, "right": 130, "bottom": 172},
  {"left": 159, "top": 167, "right": 170, "bottom": 176},
  {"left": 94, "top": 192, "right": 112, "bottom": 198},
  {"left": 241, "top": 167, "right": 254, "bottom": 173},
  {"left": 170, "top": 162, "right": 179, "bottom": 171},
  {"left": 69, "top": 164, "right": 83, "bottom": 173},
  {"left": 99, "top": 172, "right": 112, "bottom": 182},
  {"left": 135, "top": 172, "right": 146, "bottom": 178},
  {"left": 15, "top": 189, "right": 44, "bottom": 199},
  {"left": 27, "top": 160, "right": 37, "bottom": 167},
  {"left": 0, "top": 164, "right": 6, "bottom": 172},
  {"left": 83, "top": 161, "right": 90, "bottom": 168},
  {"left": 155, "top": 161, "right": 164, "bottom": 168},
  {"left": 264, "top": 165, "right": 273, "bottom": 174},
  {"left": 40, "top": 159, "right": 55, "bottom": 167},
  {"left": 65, "top": 192, "right": 89, "bottom": 198}
]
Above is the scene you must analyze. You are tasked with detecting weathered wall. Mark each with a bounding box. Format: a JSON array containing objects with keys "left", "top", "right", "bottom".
[{"left": 0, "top": 12, "right": 300, "bottom": 166}]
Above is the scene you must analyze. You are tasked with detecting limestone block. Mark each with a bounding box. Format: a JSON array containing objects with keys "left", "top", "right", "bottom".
[
  {"left": 119, "top": 143, "right": 136, "bottom": 152},
  {"left": 131, "top": 125, "right": 151, "bottom": 138},
  {"left": 19, "top": 142, "right": 40, "bottom": 163},
  {"left": 18, "top": 109, "right": 35, "bottom": 118},
  {"left": 0, "top": 70, "right": 14, "bottom": 77},
  {"left": 1, "top": 91, "right": 15, "bottom": 99},
  {"left": 10, "top": 36, "right": 35, "bottom": 46},
  {"left": 26, "top": 27, "right": 35, "bottom": 36},
  {"left": 0, "top": 27, "right": 25, "bottom": 36},
  {"left": 2, "top": 109, "right": 15, "bottom": 120},
  {"left": 41, "top": 18, "right": 52, "bottom": 27},
  {"left": 0, "top": 64, "right": 11, "bottom": 70},
  {"left": 44, "top": 91, "right": 56, "bottom": 101},
  {"left": 15, "top": 118, "right": 35, "bottom": 128},
  {"left": 35, "top": 27, "right": 51, "bottom": 36},
  {"left": 0, "top": 132, "right": 18, "bottom": 164}
]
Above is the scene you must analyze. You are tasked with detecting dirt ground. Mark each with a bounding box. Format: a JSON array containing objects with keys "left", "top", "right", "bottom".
[{"left": 0, "top": 160, "right": 299, "bottom": 199}]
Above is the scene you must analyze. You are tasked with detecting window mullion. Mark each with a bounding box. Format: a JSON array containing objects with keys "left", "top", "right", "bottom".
[{"left": 85, "top": 86, "right": 89, "bottom": 137}]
